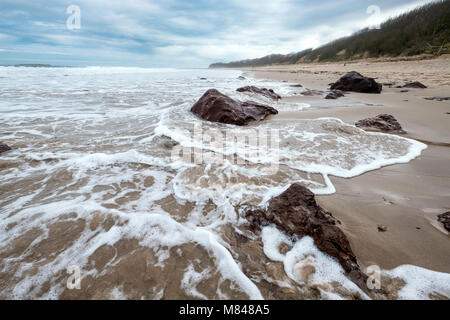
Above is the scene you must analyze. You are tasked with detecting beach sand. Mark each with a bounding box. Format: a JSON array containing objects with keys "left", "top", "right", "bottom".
[{"left": 243, "top": 57, "right": 450, "bottom": 273}]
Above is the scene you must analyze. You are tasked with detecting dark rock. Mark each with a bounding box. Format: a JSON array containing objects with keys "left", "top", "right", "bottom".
[
  {"left": 301, "top": 89, "right": 326, "bottom": 96},
  {"left": 237, "top": 86, "right": 282, "bottom": 100},
  {"left": 355, "top": 114, "right": 404, "bottom": 133},
  {"left": 0, "top": 144, "right": 11, "bottom": 154},
  {"left": 331, "top": 71, "right": 382, "bottom": 94},
  {"left": 153, "top": 135, "right": 179, "bottom": 149},
  {"left": 400, "top": 90, "right": 409, "bottom": 93},
  {"left": 238, "top": 76, "right": 246, "bottom": 80},
  {"left": 377, "top": 225, "right": 388, "bottom": 232},
  {"left": 290, "top": 84, "right": 303, "bottom": 88},
  {"left": 438, "top": 212, "right": 450, "bottom": 232},
  {"left": 325, "top": 90, "right": 345, "bottom": 100},
  {"left": 199, "top": 77, "right": 207, "bottom": 80},
  {"left": 425, "top": 97, "right": 450, "bottom": 101},
  {"left": 403, "top": 82, "right": 427, "bottom": 89},
  {"left": 245, "top": 183, "right": 367, "bottom": 287},
  {"left": 191, "top": 89, "right": 278, "bottom": 126}
]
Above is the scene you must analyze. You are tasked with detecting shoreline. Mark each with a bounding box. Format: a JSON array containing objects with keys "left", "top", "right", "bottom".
[{"left": 244, "top": 59, "right": 450, "bottom": 273}]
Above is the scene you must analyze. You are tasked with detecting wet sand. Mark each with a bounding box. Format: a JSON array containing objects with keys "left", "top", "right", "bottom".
[{"left": 244, "top": 58, "right": 450, "bottom": 273}]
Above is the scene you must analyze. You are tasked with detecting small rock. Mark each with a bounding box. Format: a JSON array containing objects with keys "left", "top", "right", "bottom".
[
  {"left": 238, "top": 76, "right": 246, "bottom": 80},
  {"left": 356, "top": 114, "right": 404, "bottom": 133},
  {"left": 403, "top": 82, "right": 427, "bottom": 89},
  {"left": 437, "top": 212, "right": 450, "bottom": 232},
  {"left": 0, "top": 144, "right": 11, "bottom": 154},
  {"left": 301, "top": 89, "right": 326, "bottom": 96},
  {"left": 325, "top": 90, "right": 345, "bottom": 100},
  {"left": 237, "top": 86, "right": 282, "bottom": 100},
  {"left": 424, "top": 97, "right": 450, "bottom": 102},
  {"left": 290, "top": 84, "right": 303, "bottom": 88},
  {"left": 378, "top": 225, "right": 388, "bottom": 232},
  {"left": 152, "top": 135, "right": 179, "bottom": 149}
]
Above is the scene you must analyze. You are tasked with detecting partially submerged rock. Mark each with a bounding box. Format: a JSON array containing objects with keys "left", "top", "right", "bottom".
[
  {"left": 325, "top": 90, "right": 345, "bottom": 100},
  {"left": 245, "top": 183, "right": 366, "bottom": 286},
  {"left": 238, "top": 76, "right": 246, "bottom": 80},
  {"left": 152, "top": 135, "right": 179, "bottom": 149},
  {"left": 236, "top": 86, "right": 282, "bottom": 100},
  {"left": 403, "top": 82, "right": 427, "bottom": 89},
  {"left": 355, "top": 114, "right": 404, "bottom": 133},
  {"left": 331, "top": 71, "right": 382, "bottom": 94},
  {"left": 191, "top": 89, "right": 278, "bottom": 126},
  {"left": 301, "top": 89, "right": 326, "bottom": 96},
  {"left": 438, "top": 212, "right": 450, "bottom": 232},
  {"left": 425, "top": 97, "right": 450, "bottom": 101},
  {"left": 0, "top": 144, "right": 11, "bottom": 154}
]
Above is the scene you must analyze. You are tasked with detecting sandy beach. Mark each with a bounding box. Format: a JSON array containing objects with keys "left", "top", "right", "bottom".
[{"left": 244, "top": 57, "right": 450, "bottom": 273}]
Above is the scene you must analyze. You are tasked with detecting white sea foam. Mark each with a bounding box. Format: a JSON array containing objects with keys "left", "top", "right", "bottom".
[
  {"left": 261, "top": 226, "right": 450, "bottom": 300},
  {"left": 261, "top": 226, "right": 369, "bottom": 299},
  {"left": 385, "top": 265, "right": 450, "bottom": 300}
]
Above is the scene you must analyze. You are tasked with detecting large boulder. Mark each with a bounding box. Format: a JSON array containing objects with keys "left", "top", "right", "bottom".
[
  {"left": 438, "top": 212, "right": 450, "bottom": 232},
  {"left": 355, "top": 114, "right": 404, "bottom": 133},
  {"left": 0, "top": 144, "right": 11, "bottom": 154},
  {"left": 245, "top": 183, "right": 366, "bottom": 286},
  {"left": 191, "top": 89, "right": 278, "bottom": 126},
  {"left": 237, "top": 86, "right": 281, "bottom": 100},
  {"left": 331, "top": 71, "right": 382, "bottom": 94}
]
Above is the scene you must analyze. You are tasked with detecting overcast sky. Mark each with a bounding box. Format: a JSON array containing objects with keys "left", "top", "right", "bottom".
[{"left": 0, "top": 0, "right": 437, "bottom": 67}]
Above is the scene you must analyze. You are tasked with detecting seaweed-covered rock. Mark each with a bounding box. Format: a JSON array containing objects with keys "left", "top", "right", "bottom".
[
  {"left": 191, "top": 89, "right": 278, "bottom": 126},
  {"left": 355, "top": 114, "right": 404, "bottom": 132},
  {"left": 331, "top": 71, "right": 382, "bottom": 94}
]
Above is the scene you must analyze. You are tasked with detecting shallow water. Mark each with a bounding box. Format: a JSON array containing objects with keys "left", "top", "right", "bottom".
[{"left": 0, "top": 67, "right": 448, "bottom": 300}]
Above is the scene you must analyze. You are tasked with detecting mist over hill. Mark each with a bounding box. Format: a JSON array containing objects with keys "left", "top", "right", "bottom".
[{"left": 210, "top": 0, "right": 450, "bottom": 68}]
